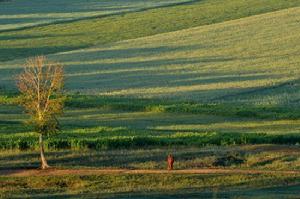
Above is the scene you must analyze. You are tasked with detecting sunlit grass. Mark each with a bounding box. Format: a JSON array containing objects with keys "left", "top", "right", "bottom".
[
  {"left": 1, "top": 104, "right": 300, "bottom": 150},
  {"left": 1, "top": 7, "right": 300, "bottom": 106},
  {"left": 1, "top": 171, "right": 300, "bottom": 198},
  {"left": 0, "top": 0, "right": 191, "bottom": 31},
  {"left": 1, "top": 0, "right": 300, "bottom": 61},
  {"left": 1, "top": 1, "right": 300, "bottom": 198},
  {"left": 2, "top": 106, "right": 300, "bottom": 136},
  {"left": 1, "top": 145, "right": 300, "bottom": 170}
]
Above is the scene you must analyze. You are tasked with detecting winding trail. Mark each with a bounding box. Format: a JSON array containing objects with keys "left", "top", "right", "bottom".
[{"left": 1, "top": 168, "right": 300, "bottom": 177}]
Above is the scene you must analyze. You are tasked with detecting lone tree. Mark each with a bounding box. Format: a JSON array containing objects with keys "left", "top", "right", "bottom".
[{"left": 17, "top": 56, "right": 64, "bottom": 169}]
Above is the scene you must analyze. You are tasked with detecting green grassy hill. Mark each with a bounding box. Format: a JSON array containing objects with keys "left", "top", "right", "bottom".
[
  {"left": 1, "top": 7, "right": 300, "bottom": 150},
  {"left": 1, "top": 0, "right": 300, "bottom": 61},
  {"left": 0, "top": 0, "right": 192, "bottom": 31},
  {"left": 1, "top": 1, "right": 300, "bottom": 198},
  {"left": 2, "top": 7, "right": 300, "bottom": 105}
]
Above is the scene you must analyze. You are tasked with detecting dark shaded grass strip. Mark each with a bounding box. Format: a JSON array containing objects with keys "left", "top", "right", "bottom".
[{"left": 1, "top": 133, "right": 300, "bottom": 150}]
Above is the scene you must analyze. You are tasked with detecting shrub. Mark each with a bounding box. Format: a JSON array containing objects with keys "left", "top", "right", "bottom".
[{"left": 213, "top": 152, "right": 246, "bottom": 167}]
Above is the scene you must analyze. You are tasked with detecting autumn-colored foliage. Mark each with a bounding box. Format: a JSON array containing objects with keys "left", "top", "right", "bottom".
[{"left": 17, "top": 56, "right": 64, "bottom": 169}]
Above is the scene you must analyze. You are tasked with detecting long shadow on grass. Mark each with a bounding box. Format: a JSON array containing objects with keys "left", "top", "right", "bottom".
[
  {"left": 88, "top": 184, "right": 300, "bottom": 199},
  {"left": 0, "top": 120, "right": 21, "bottom": 125},
  {"left": 66, "top": 63, "right": 272, "bottom": 90},
  {"left": 0, "top": 33, "right": 82, "bottom": 41},
  {"left": 0, "top": 152, "right": 39, "bottom": 169},
  {"left": 2, "top": 145, "right": 300, "bottom": 169},
  {"left": 0, "top": 0, "right": 198, "bottom": 34},
  {"left": 65, "top": 93, "right": 300, "bottom": 120},
  {"left": 214, "top": 78, "right": 300, "bottom": 102},
  {"left": 58, "top": 44, "right": 213, "bottom": 61},
  {"left": 50, "top": 149, "right": 216, "bottom": 168},
  {"left": 16, "top": 184, "right": 300, "bottom": 199},
  {"left": 0, "top": 149, "right": 214, "bottom": 169},
  {"left": 0, "top": 45, "right": 88, "bottom": 62}
]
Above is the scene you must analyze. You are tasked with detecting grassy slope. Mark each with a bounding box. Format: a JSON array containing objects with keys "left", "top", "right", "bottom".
[
  {"left": 1, "top": 8, "right": 300, "bottom": 149},
  {"left": 0, "top": 0, "right": 192, "bottom": 31},
  {"left": 60, "top": 7, "right": 300, "bottom": 104},
  {"left": 1, "top": 3, "right": 300, "bottom": 197},
  {"left": 1, "top": 0, "right": 300, "bottom": 61},
  {"left": 1, "top": 104, "right": 300, "bottom": 150},
  {"left": 2, "top": 7, "right": 299, "bottom": 104}
]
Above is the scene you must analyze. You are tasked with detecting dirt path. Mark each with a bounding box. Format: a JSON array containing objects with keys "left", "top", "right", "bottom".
[{"left": 1, "top": 168, "right": 300, "bottom": 177}]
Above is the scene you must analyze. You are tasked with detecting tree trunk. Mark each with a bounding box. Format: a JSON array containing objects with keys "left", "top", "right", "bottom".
[{"left": 39, "top": 134, "right": 50, "bottom": 169}]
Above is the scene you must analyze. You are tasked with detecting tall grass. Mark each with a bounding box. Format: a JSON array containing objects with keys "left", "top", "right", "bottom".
[
  {"left": 1, "top": 132, "right": 300, "bottom": 150},
  {"left": 1, "top": 94, "right": 300, "bottom": 151}
]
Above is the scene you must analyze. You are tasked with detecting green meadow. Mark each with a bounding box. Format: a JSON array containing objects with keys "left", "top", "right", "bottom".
[
  {"left": 1, "top": 0, "right": 300, "bottom": 61},
  {"left": 0, "top": 0, "right": 192, "bottom": 31},
  {"left": 1, "top": 6, "right": 300, "bottom": 150},
  {"left": 2, "top": 172, "right": 300, "bottom": 198},
  {"left": 2, "top": 145, "right": 300, "bottom": 198},
  {"left": 1, "top": 0, "right": 300, "bottom": 198},
  {"left": 1, "top": 6, "right": 300, "bottom": 101}
]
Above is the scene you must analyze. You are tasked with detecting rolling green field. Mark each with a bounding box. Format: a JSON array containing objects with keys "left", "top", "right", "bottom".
[
  {"left": 0, "top": 0, "right": 192, "bottom": 31},
  {"left": 1, "top": 6, "right": 300, "bottom": 102},
  {"left": 1, "top": 6, "right": 300, "bottom": 151},
  {"left": 1, "top": 0, "right": 300, "bottom": 198},
  {"left": 1, "top": 145, "right": 300, "bottom": 198},
  {"left": 2, "top": 172, "right": 300, "bottom": 198},
  {"left": 1, "top": 145, "right": 300, "bottom": 170},
  {"left": 1, "top": 0, "right": 300, "bottom": 61}
]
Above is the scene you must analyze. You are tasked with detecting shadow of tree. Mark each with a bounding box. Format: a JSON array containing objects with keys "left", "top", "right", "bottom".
[{"left": 0, "top": 45, "right": 88, "bottom": 62}]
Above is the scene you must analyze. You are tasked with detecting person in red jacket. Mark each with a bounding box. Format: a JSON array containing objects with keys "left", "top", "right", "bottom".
[{"left": 167, "top": 154, "right": 174, "bottom": 170}]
